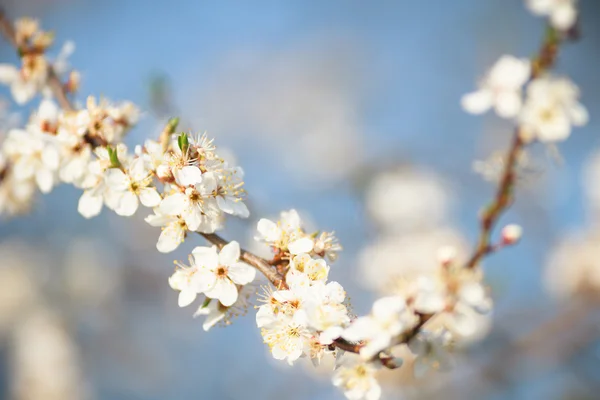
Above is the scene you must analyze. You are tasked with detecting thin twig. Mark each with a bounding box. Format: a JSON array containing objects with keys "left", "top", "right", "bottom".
[{"left": 465, "top": 26, "right": 563, "bottom": 270}]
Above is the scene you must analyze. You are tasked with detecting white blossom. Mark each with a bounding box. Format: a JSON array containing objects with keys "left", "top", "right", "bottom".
[
  {"left": 519, "top": 76, "right": 587, "bottom": 142},
  {"left": 408, "top": 330, "right": 453, "bottom": 377},
  {"left": 343, "top": 296, "right": 417, "bottom": 359},
  {"left": 527, "top": 0, "right": 578, "bottom": 30},
  {"left": 462, "top": 55, "right": 531, "bottom": 118},
  {"left": 145, "top": 209, "right": 189, "bottom": 253},
  {"left": 256, "top": 209, "right": 315, "bottom": 255},
  {"left": 105, "top": 158, "right": 161, "bottom": 216},
  {"left": 160, "top": 172, "right": 220, "bottom": 232},
  {"left": 332, "top": 355, "right": 381, "bottom": 400},
  {"left": 191, "top": 242, "right": 255, "bottom": 307}
]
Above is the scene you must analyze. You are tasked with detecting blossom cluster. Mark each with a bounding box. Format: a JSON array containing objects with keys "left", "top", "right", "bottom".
[
  {"left": 252, "top": 210, "right": 492, "bottom": 399},
  {"left": 462, "top": 55, "right": 587, "bottom": 143}
]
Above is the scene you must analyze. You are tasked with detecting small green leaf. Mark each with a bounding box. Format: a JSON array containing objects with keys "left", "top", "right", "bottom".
[
  {"left": 201, "top": 297, "right": 211, "bottom": 308},
  {"left": 107, "top": 146, "right": 121, "bottom": 168},
  {"left": 178, "top": 132, "right": 189, "bottom": 153},
  {"left": 166, "top": 117, "right": 180, "bottom": 134}
]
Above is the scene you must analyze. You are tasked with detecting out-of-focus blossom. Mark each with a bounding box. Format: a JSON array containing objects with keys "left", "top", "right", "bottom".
[
  {"left": 462, "top": 55, "right": 531, "bottom": 118},
  {"left": 526, "top": 0, "right": 578, "bottom": 31},
  {"left": 545, "top": 231, "right": 600, "bottom": 298},
  {"left": 519, "top": 76, "right": 587, "bottom": 142},
  {"left": 365, "top": 168, "right": 450, "bottom": 233}
]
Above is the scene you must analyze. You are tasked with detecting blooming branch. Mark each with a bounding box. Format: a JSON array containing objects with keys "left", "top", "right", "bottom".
[{"left": 0, "top": 2, "right": 588, "bottom": 399}]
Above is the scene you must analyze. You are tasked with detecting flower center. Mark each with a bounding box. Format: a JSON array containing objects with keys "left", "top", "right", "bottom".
[{"left": 216, "top": 266, "right": 228, "bottom": 277}]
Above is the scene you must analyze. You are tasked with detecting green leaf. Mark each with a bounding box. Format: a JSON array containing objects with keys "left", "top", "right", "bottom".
[
  {"left": 178, "top": 132, "right": 189, "bottom": 153},
  {"left": 166, "top": 117, "right": 180, "bottom": 134},
  {"left": 107, "top": 146, "right": 121, "bottom": 168}
]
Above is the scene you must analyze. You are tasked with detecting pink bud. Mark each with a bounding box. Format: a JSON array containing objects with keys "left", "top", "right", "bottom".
[{"left": 502, "top": 224, "right": 522, "bottom": 244}]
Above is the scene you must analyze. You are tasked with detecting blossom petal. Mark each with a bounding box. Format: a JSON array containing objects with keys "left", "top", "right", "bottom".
[
  {"left": 227, "top": 262, "right": 256, "bottom": 285},
  {"left": 78, "top": 191, "right": 103, "bottom": 219},
  {"left": 461, "top": 90, "right": 493, "bottom": 114},
  {"left": 205, "top": 278, "right": 238, "bottom": 307},
  {"left": 288, "top": 237, "right": 314, "bottom": 255},
  {"left": 159, "top": 193, "right": 187, "bottom": 215},
  {"left": 219, "top": 241, "right": 241, "bottom": 265},
  {"left": 192, "top": 246, "right": 219, "bottom": 269},
  {"left": 139, "top": 187, "right": 161, "bottom": 207},
  {"left": 257, "top": 218, "right": 281, "bottom": 242},
  {"left": 115, "top": 191, "right": 139, "bottom": 216},
  {"left": 157, "top": 223, "right": 185, "bottom": 253},
  {"left": 178, "top": 289, "right": 197, "bottom": 307},
  {"left": 105, "top": 168, "right": 129, "bottom": 191},
  {"left": 174, "top": 165, "right": 203, "bottom": 187}
]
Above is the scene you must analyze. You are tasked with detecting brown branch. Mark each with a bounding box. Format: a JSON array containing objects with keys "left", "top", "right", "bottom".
[
  {"left": 0, "top": 8, "right": 73, "bottom": 111},
  {"left": 465, "top": 26, "right": 564, "bottom": 270},
  {"left": 199, "top": 233, "right": 287, "bottom": 289}
]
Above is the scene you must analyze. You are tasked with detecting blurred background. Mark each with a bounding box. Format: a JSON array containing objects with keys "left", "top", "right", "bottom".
[{"left": 0, "top": 0, "right": 600, "bottom": 399}]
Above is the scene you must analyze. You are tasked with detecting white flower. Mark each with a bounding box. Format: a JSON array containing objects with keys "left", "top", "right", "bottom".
[
  {"left": 256, "top": 209, "right": 314, "bottom": 254},
  {"left": 343, "top": 296, "right": 417, "bottom": 359},
  {"left": 519, "top": 76, "right": 587, "bottom": 142},
  {"left": 527, "top": 0, "right": 578, "bottom": 30},
  {"left": 0, "top": 59, "right": 46, "bottom": 105},
  {"left": 304, "top": 281, "right": 350, "bottom": 345},
  {"left": 77, "top": 145, "right": 128, "bottom": 219},
  {"left": 443, "top": 281, "right": 492, "bottom": 337},
  {"left": 287, "top": 253, "right": 330, "bottom": 283},
  {"left": 168, "top": 262, "right": 206, "bottom": 308},
  {"left": 313, "top": 231, "right": 342, "bottom": 262},
  {"left": 105, "top": 158, "right": 161, "bottom": 216},
  {"left": 214, "top": 165, "right": 249, "bottom": 218},
  {"left": 145, "top": 209, "right": 188, "bottom": 253},
  {"left": 194, "top": 284, "right": 255, "bottom": 331},
  {"left": 332, "top": 355, "right": 381, "bottom": 400},
  {"left": 2, "top": 129, "right": 60, "bottom": 193},
  {"left": 366, "top": 169, "right": 449, "bottom": 234},
  {"left": 260, "top": 312, "right": 312, "bottom": 365},
  {"left": 408, "top": 330, "right": 453, "bottom": 377},
  {"left": 194, "top": 300, "right": 227, "bottom": 331},
  {"left": 462, "top": 55, "right": 531, "bottom": 118},
  {"left": 160, "top": 172, "right": 220, "bottom": 231},
  {"left": 191, "top": 242, "right": 256, "bottom": 307}
]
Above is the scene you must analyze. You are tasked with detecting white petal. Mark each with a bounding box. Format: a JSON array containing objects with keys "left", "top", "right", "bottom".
[
  {"left": 115, "top": 191, "right": 139, "bottom": 216},
  {"left": 551, "top": 4, "right": 576, "bottom": 31},
  {"left": 157, "top": 224, "right": 185, "bottom": 253},
  {"left": 569, "top": 103, "right": 589, "bottom": 127},
  {"left": 35, "top": 169, "right": 54, "bottom": 193},
  {"left": 12, "top": 81, "right": 37, "bottom": 104},
  {"left": 205, "top": 278, "right": 238, "bottom": 307},
  {"left": 42, "top": 146, "right": 60, "bottom": 169},
  {"left": 227, "top": 262, "right": 256, "bottom": 285},
  {"left": 288, "top": 237, "right": 314, "bottom": 255},
  {"left": 494, "top": 91, "right": 522, "bottom": 118},
  {"left": 105, "top": 168, "right": 129, "bottom": 191},
  {"left": 139, "top": 187, "right": 161, "bottom": 207},
  {"left": 0, "top": 64, "right": 18, "bottom": 84},
  {"left": 78, "top": 191, "right": 103, "bottom": 219},
  {"left": 192, "top": 246, "right": 219, "bottom": 269},
  {"left": 256, "top": 218, "right": 281, "bottom": 242},
  {"left": 159, "top": 193, "right": 187, "bottom": 215},
  {"left": 461, "top": 90, "right": 493, "bottom": 114},
  {"left": 178, "top": 289, "right": 197, "bottom": 307},
  {"left": 145, "top": 212, "right": 177, "bottom": 227},
  {"left": 128, "top": 158, "right": 147, "bottom": 181},
  {"left": 174, "top": 165, "right": 203, "bottom": 187},
  {"left": 219, "top": 241, "right": 241, "bottom": 265},
  {"left": 182, "top": 207, "right": 202, "bottom": 231}
]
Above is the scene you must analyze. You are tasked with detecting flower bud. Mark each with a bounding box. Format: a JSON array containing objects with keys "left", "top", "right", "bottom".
[
  {"left": 501, "top": 224, "right": 522, "bottom": 245},
  {"left": 437, "top": 245, "right": 457, "bottom": 266}
]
